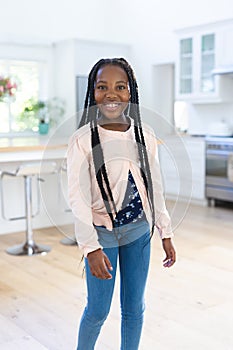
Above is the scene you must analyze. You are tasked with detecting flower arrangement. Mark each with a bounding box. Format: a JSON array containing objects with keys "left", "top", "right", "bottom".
[
  {"left": 22, "top": 98, "right": 48, "bottom": 122},
  {"left": 19, "top": 97, "right": 66, "bottom": 134},
  {"left": 0, "top": 76, "right": 17, "bottom": 102}
]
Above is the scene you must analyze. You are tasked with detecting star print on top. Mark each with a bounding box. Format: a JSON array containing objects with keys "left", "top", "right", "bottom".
[{"left": 113, "top": 170, "right": 146, "bottom": 227}]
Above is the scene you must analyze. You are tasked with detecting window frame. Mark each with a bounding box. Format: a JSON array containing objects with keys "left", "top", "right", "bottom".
[{"left": 0, "top": 59, "right": 48, "bottom": 137}]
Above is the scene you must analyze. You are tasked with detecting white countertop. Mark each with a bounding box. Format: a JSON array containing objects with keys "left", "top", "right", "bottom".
[
  {"left": 0, "top": 136, "right": 68, "bottom": 163},
  {"left": 158, "top": 133, "right": 206, "bottom": 145}
]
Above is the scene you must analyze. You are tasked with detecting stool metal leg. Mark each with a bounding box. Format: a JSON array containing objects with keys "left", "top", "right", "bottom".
[{"left": 6, "top": 176, "right": 51, "bottom": 256}]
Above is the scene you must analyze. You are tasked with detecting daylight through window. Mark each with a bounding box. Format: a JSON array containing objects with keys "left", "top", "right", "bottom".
[{"left": 0, "top": 60, "right": 40, "bottom": 134}]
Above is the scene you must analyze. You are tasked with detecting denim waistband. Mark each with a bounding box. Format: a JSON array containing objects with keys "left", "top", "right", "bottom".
[{"left": 94, "top": 219, "right": 150, "bottom": 248}]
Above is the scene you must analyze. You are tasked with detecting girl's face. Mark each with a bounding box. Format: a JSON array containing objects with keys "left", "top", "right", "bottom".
[{"left": 94, "top": 64, "right": 130, "bottom": 120}]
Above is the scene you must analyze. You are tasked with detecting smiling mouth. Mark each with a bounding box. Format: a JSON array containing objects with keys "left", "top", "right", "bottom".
[
  {"left": 102, "top": 103, "right": 122, "bottom": 111},
  {"left": 104, "top": 103, "right": 120, "bottom": 107}
]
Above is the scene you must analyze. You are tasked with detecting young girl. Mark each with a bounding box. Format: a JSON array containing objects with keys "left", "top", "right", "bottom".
[{"left": 67, "top": 58, "right": 176, "bottom": 350}]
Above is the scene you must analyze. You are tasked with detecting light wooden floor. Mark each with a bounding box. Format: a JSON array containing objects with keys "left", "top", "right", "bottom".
[{"left": 0, "top": 202, "right": 233, "bottom": 350}]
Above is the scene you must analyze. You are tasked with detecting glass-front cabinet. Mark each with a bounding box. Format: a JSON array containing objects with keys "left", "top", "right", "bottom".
[
  {"left": 175, "top": 21, "right": 233, "bottom": 103},
  {"left": 200, "top": 33, "right": 215, "bottom": 93},
  {"left": 177, "top": 32, "right": 217, "bottom": 101},
  {"left": 179, "top": 38, "right": 193, "bottom": 94}
]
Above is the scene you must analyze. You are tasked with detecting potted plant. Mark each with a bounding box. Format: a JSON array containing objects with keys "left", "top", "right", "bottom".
[{"left": 20, "top": 97, "right": 65, "bottom": 134}]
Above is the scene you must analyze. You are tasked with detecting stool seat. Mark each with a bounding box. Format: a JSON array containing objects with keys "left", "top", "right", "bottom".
[
  {"left": 16, "top": 162, "right": 57, "bottom": 176},
  {"left": 0, "top": 161, "right": 58, "bottom": 256}
]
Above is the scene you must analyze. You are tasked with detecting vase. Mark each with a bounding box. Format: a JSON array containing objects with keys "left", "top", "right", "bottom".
[{"left": 39, "top": 122, "right": 49, "bottom": 135}]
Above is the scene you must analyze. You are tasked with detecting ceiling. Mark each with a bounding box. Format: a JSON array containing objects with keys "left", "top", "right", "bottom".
[{"left": 0, "top": 0, "right": 233, "bottom": 46}]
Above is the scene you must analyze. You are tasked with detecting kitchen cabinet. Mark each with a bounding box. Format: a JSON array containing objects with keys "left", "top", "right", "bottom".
[
  {"left": 217, "top": 24, "right": 233, "bottom": 66},
  {"left": 175, "top": 19, "right": 233, "bottom": 103},
  {"left": 159, "top": 136, "right": 206, "bottom": 204}
]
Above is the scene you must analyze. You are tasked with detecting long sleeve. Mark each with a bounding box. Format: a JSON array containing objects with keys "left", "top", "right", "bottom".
[
  {"left": 147, "top": 129, "right": 174, "bottom": 239},
  {"left": 67, "top": 133, "right": 103, "bottom": 257}
]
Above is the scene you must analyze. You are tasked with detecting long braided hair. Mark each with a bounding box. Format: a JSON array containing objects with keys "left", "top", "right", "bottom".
[{"left": 78, "top": 58, "right": 155, "bottom": 237}]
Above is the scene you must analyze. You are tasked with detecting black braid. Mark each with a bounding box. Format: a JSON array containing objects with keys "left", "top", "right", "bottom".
[
  {"left": 78, "top": 58, "right": 155, "bottom": 237},
  {"left": 91, "top": 118, "right": 118, "bottom": 221},
  {"left": 90, "top": 120, "right": 115, "bottom": 223}
]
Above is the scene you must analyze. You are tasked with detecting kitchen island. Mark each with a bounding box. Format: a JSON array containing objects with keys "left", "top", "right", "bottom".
[
  {"left": 0, "top": 136, "right": 68, "bottom": 161},
  {"left": 0, "top": 136, "right": 72, "bottom": 236}
]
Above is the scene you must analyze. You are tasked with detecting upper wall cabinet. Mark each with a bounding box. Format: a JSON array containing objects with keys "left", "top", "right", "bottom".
[{"left": 175, "top": 20, "right": 233, "bottom": 103}]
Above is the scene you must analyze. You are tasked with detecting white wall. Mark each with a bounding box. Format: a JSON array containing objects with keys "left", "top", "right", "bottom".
[
  {"left": 52, "top": 40, "right": 76, "bottom": 122},
  {"left": 0, "top": 43, "right": 54, "bottom": 98},
  {"left": 1, "top": 0, "right": 233, "bottom": 111},
  {"left": 0, "top": 0, "right": 129, "bottom": 45},
  {"left": 2, "top": 0, "right": 232, "bottom": 45},
  {"left": 187, "top": 103, "right": 233, "bottom": 135},
  {"left": 74, "top": 40, "right": 131, "bottom": 75}
]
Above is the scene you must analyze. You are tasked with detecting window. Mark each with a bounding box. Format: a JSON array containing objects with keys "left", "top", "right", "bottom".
[{"left": 0, "top": 60, "right": 41, "bottom": 134}]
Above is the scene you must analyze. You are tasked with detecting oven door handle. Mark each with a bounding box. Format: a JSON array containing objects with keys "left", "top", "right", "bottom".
[{"left": 207, "top": 152, "right": 228, "bottom": 158}]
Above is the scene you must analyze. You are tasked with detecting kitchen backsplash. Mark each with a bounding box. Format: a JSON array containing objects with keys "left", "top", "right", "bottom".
[{"left": 186, "top": 103, "right": 233, "bottom": 136}]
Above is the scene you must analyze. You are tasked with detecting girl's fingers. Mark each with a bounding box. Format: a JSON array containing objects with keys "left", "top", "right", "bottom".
[
  {"left": 90, "top": 258, "right": 112, "bottom": 279},
  {"left": 104, "top": 254, "right": 113, "bottom": 272},
  {"left": 98, "top": 263, "right": 112, "bottom": 279},
  {"left": 162, "top": 247, "right": 176, "bottom": 268}
]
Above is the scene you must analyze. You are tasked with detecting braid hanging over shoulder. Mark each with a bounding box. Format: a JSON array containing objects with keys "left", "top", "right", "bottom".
[{"left": 78, "top": 58, "right": 155, "bottom": 237}]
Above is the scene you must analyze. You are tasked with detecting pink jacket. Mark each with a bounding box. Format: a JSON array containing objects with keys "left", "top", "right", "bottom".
[{"left": 67, "top": 118, "right": 174, "bottom": 257}]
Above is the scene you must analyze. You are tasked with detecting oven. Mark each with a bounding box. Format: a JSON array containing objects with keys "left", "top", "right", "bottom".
[{"left": 206, "top": 137, "right": 233, "bottom": 204}]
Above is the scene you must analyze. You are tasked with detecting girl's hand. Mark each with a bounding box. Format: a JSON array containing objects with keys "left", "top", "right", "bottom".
[
  {"left": 87, "top": 249, "right": 113, "bottom": 279},
  {"left": 162, "top": 238, "right": 176, "bottom": 268}
]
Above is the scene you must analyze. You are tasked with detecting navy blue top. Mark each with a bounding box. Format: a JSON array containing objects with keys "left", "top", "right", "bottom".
[{"left": 113, "top": 170, "right": 145, "bottom": 227}]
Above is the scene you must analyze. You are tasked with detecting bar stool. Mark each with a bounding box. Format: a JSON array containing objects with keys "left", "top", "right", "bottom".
[
  {"left": 0, "top": 161, "right": 57, "bottom": 256},
  {"left": 58, "top": 160, "right": 76, "bottom": 246}
]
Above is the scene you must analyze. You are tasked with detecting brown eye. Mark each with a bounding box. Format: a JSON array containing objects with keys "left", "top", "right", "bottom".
[
  {"left": 117, "top": 85, "right": 126, "bottom": 90},
  {"left": 97, "top": 85, "right": 107, "bottom": 90}
]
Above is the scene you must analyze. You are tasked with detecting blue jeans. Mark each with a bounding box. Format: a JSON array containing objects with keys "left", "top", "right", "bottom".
[{"left": 77, "top": 220, "right": 151, "bottom": 350}]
